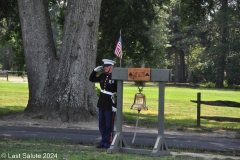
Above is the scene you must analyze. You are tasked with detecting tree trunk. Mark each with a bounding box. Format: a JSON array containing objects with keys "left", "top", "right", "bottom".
[
  {"left": 179, "top": 49, "right": 185, "bottom": 83},
  {"left": 216, "top": 0, "right": 228, "bottom": 88},
  {"left": 174, "top": 49, "right": 186, "bottom": 83},
  {"left": 18, "top": 0, "right": 57, "bottom": 113},
  {"left": 18, "top": 0, "right": 101, "bottom": 122},
  {"left": 174, "top": 52, "right": 179, "bottom": 84}
]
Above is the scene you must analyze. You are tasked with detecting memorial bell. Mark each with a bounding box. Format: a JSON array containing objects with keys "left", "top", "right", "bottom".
[
  {"left": 131, "top": 82, "right": 148, "bottom": 144},
  {"left": 131, "top": 82, "right": 148, "bottom": 111}
]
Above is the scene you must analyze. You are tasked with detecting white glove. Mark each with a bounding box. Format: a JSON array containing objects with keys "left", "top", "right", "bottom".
[
  {"left": 94, "top": 66, "right": 103, "bottom": 72},
  {"left": 112, "top": 106, "right": 117, "bottom": 112}
]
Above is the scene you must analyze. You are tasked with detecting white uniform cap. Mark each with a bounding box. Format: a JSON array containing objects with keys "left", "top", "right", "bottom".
[{"left": 102, "top": 59, "right": 116, "bottom": 65}]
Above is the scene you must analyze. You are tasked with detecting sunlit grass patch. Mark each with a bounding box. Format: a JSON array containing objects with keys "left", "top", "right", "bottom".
[
  {"left": 0, "top": 81, "right": 28, "bottom": 115},
  {"left": 1, "top": 81, "right": 240, "bottom": 131}
]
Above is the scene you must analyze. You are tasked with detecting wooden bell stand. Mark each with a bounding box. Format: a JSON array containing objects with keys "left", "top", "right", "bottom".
[{"left": 107, "top": 68, "right": 172, "bottom": 157}]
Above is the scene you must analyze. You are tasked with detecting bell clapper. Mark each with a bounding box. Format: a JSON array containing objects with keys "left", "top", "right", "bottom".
[{"left": 132, "top": 109, "right": 141, "bottom": 144}]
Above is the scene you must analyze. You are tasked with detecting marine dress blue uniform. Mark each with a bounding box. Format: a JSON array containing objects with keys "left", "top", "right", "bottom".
[{"left": 89, "top": 60, "right": 117, "bottom": 148}]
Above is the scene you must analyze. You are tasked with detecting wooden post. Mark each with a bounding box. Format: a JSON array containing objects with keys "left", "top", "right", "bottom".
[
  {"left": 197, "top": 92, "right": 201, "bottom": 127},
  {"left": 6, "top": 70, "right": 8, "bottom": 81}
]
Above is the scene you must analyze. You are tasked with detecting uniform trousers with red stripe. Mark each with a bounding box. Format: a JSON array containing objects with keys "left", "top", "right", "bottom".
[{"left": 98, "top": 109, "right": 114, "bottom": 148}]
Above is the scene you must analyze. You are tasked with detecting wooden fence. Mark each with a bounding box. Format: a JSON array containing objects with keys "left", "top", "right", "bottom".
[
  {"left": 190, "top": 92, "right": 240, "bottom": 127},
  {"left": 0, "top": 70, "right": 8, "bottom": 81},
  {"left": 0, "top": 71, "right": 27, "bottom": 81}
]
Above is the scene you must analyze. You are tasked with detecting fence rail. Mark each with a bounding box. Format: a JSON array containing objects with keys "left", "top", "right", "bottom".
[
  {"left": 190, "top": 92, "right": 240, "bottom": 127},
  {"left": 175, "top": 83, "right": 199, "bottom": 88},
  {"left": 0, "top": 70, "right": 27, "bottom": 81},
  {"left": 0, "top": 70, "right": 8, "bottom": 81}
]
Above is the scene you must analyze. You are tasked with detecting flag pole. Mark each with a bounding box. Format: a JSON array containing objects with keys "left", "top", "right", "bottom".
[{"left": 120, "top": 30, "right": 122, "bottom": 67}]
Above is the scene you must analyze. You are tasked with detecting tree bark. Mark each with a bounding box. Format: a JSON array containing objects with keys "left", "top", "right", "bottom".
[
  {"left": 18, "top": 0, "right": 57, "bottom": 113},
  {"left": 174, "top": 51, "right": 178, "bottom": 84},
  {"left": 18, "top": 0, "right": 101, "bottom": 122},
  {"left": 216, "top": 0, "right": 228, "bottom": 88},
  {"left": 179, "top": 49, "right": 185, "bottom": 83},
  {"left": 174, "top": 49, "right": 186, "bottom": 83}
]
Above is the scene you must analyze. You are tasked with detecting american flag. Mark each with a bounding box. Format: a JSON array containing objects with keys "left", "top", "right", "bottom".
[{"left": 114, "top": 36, "right": 122, "bottom": 58}]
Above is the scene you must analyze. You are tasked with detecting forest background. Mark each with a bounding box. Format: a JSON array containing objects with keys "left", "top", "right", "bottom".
[
  {"left": 0, "top": 0, "right": 240, "bottom": 122},
  {"left": 1, "top": 0, "right": 240, "bottom": 88}
]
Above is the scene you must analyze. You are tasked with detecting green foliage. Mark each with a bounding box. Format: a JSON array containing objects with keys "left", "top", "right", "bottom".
[
  {"left": 167, "top": 0, "right": 211, "bottom": 83},
  {"left": 172, "top": 0, "right": 240, "bottom": 88},
  {"left": 200, "top": 61, "right": 214, "bottom": 82},
  {"left": 0, "top": 0, "right": 65, "bottom": 72},
  {"left": 1, "top": 0, "right": 170, "bottom": 70},
  {"left": 188, "top": 63, "right": 202, "bottom": 83},
  {"left": 226, "top": 54, "right": 240, "bottom": 86},
  {"left": 199, "top": 1, "right": 240, "bottom": 87},
  {"left": 1, "top": 0, "right": 240, "bottom": 87},
  {"left": 0, "top": 0, "right": 25, "bottom": 72},
  {"left": 0, "top": 48, "right": 11, "bottom": 70},
  {"left": 179, "top": 0, "right": 214, "bottom": 28},
  {"left": 95, "top": 87, "right": 100, "bottom": 97},
  {"left": 223, "top": 80, "right": 228, "bottom": 88},
  {"left": 97, "top": 0, "right": 170, "bottom": 67},
  {"left": 201, "top": 82, "right": 215, "bottom": 88}
]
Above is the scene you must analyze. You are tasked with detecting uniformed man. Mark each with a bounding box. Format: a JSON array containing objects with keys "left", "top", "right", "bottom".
[{"left": 89, "top": 59, "right": 117, "bottom": 148}]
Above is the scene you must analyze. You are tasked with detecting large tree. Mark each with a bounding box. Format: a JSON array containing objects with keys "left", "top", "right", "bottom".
[
  {"left": 17, "top": 0, "right": 101, "bottom": 122},
  {"left": 179, "top": 0, "right": 231, "bottom": 88}
]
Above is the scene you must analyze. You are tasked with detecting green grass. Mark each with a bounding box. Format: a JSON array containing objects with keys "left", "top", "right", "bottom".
[
  {"left": 121, "top": 83, "right": 240, "bottom": 132},
  {"left": 1, "top": 81, "right": 240, "bottom": 131},
  {"left": 0, "top": 81, "right": 240, "bottom": 159},
  {"left": 0, "top": 139, "right": 233, "bottom": 160},
  {"left": 0, "top": 81, "right": 28, "bottom": 115}
]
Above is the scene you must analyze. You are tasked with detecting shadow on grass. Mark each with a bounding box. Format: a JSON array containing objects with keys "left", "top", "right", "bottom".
[
  {"left": 0, "top": 106, "right": 25, "bottom": 116},
  {"left": 123, "top": 112, "right": 240, "bottom": 132},
  {"left": 123, "top": 111, "right": 195, "bottom": 128}
]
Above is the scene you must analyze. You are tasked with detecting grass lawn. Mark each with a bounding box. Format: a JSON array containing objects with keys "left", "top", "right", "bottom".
[
  {"left": 0, "top": 80, "right": 240, "bottom": 159},
  {"left": 122, "top": 83, "right": 240, "bottom": 131},
  {"left": 1, "top": 81, "right": 240, "bottom": 131},
  {"left": 0, "top": 139, "right": 236, "bottom": 160},
  {"left": 0, "top": 81, "right": 28, "bottom": 115}
]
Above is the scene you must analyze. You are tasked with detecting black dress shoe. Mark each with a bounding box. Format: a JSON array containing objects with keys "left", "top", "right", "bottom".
[{"left": 96, "top": 145, "right": 104, "bottom": 148}]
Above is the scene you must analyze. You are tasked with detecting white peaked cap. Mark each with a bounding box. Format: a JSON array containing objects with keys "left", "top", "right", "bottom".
[{"left": 102, "top": 59, "right": 116, "bottom": 65}]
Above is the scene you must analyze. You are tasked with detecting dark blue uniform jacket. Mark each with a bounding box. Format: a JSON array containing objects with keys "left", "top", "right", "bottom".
[{"left": 89, "top": 70, "right": 117, "bottom": 111}]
